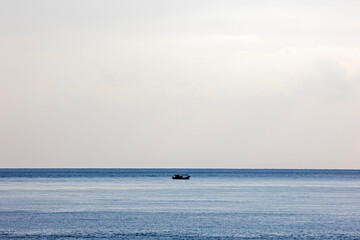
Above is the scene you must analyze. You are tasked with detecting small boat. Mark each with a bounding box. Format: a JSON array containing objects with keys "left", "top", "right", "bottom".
[{"left": 172, "top": 174, "right": 190, "bottom": 180}]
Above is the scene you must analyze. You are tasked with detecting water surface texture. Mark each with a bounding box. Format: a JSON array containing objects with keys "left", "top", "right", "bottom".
[{"left": 0, "top": 169, "right": 359, "bottom": 239}]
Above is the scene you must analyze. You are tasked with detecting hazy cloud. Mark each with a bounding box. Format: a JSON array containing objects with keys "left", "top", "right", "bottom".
[
  {"left": 1, "top": 0, "right": 360, "bottom": 168},
  {"left": 100, "top": 69, "right": 142, "bottom": 87}
]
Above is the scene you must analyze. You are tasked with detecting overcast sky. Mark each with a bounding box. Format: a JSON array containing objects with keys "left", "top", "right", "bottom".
[{"left": 1, "top": 0, "right": 360, "bottom": 168}]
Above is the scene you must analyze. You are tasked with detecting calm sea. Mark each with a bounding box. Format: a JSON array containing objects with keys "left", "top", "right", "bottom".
[{"left": 0, "top": 169, "right": 359, "bottom": 239}]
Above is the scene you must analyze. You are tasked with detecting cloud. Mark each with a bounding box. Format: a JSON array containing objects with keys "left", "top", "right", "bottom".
[
  {"left": 1, "top": 0, "right": 360, "bottom": 168},
  {"left": 309, "top": 59, "right": 350, "bottom": 99},
  {"left": 100, "top": 69, "right": 142, "bottom": 87},
  {"left": 89, "top": 35, "right": 360, "bottom": 108}
]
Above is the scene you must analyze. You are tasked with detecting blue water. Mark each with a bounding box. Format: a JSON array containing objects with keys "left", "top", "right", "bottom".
[{"left": 0, "top": 169, "right": 359, "bottom": 239}]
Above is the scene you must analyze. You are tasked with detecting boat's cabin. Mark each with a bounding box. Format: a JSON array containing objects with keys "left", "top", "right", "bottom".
[{"left": 173, "top": 174, "right": 188, "bottom": 177}]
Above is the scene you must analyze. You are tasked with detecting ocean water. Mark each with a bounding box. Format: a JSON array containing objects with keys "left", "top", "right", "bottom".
[{"left": 0, "top": 169, "right": 359, "bottom": 240}]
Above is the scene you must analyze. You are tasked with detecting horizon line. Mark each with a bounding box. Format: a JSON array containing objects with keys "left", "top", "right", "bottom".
[{"left": 1, "top": 167, "right": 359, "bottom": 170}]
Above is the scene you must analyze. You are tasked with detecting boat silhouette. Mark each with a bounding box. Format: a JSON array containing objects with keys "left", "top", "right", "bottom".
[{"left": 172, "top": 174, "right": 190, "bottom": 180}]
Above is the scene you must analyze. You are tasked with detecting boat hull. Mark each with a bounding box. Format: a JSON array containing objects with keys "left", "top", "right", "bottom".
[{"left": 172, "top": 176, "right": 190, "bottom": 180}]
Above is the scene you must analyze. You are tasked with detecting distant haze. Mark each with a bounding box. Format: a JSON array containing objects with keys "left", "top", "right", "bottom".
[{"left": 1, "top": 0, "right": 360, "bottom": 168}]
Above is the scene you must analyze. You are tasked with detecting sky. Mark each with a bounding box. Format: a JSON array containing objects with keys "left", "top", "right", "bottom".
[{"left": 1, "top": 0, "right": 360, "bottom": 168}]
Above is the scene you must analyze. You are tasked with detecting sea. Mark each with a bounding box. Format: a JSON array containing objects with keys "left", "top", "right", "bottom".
[{"left": 0, "top": 169, "right": 359, "bottom": 240}]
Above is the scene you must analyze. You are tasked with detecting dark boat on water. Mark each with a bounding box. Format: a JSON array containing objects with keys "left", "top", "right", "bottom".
[{"left": 172, "top": 174, "right": 190, "bottom": 180}]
